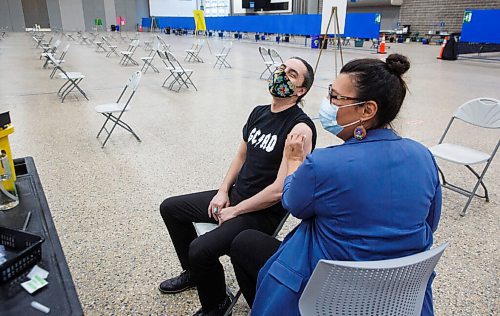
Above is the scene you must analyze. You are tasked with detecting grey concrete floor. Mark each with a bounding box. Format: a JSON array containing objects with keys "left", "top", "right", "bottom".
[{"left": 0, "top": 32, "right": 499, "bottom": 315}]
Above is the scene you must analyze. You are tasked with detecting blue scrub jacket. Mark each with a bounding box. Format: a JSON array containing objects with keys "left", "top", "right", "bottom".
[{"left": 252, "top": 129, "right": 442, "bottom": 316}]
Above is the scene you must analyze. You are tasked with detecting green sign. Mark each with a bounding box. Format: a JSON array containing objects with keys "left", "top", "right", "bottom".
[
  {"left": 463, "top": 11, "right": 472, "bottom": 23},
  {"left": 375, "top": 14, "right": 381, "bottom": 24}
]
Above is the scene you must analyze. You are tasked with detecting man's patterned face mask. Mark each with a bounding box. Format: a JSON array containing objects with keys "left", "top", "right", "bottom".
[{"left": 268, "top": 66, "right": 296, "bottom": 98}]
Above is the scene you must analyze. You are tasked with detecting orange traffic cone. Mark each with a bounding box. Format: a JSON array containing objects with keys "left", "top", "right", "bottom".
[
  {"left": 437, "top": 36, "right": 448, "bottom": 59},
  {"left": 378, "top": 34, "right": 386, "bottom": 54}
]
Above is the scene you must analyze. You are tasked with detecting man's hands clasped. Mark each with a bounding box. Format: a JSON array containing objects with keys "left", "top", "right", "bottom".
[{"left": 208, "top": 190, "right": 238, "bottom": 225}]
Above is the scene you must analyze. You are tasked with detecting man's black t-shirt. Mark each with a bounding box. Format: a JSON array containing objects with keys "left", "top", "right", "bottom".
[{"left": 234, "top": 104, "right": 317, "bottom": 199}]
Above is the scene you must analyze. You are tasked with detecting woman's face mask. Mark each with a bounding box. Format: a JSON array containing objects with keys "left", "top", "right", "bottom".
[
  {"left": 268, "top": 67, "right": 297, "bottom": 98},
  {"left": 319, "top": 98, "right": 365, "bottom": 136}
]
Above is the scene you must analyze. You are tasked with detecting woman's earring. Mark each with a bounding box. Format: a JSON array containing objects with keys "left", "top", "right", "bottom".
[{"left": 353, "top": 120, "right": 367, "bottom": 140}]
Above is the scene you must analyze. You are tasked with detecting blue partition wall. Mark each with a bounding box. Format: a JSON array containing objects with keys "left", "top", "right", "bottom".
[
  {"left": 142, "top": 13, "right": 380, "bottom": 39},
  {"left": 461, "top": 9, "right": 500, "bottom": 44},
  {"left": 344, "top": 13, "right": 380, "bottom": 39}
]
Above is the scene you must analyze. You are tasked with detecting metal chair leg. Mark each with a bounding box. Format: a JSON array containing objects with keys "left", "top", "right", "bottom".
[
  {"left": 461, "top": 160, "right": 494, "bottom": 216},
  {"left": 465, "top": 165, "right": 489, "bottom": 202},
  {"left": 97, "top": 114, "right": 112, "bottom": 138},
  {"left": 224, "top": 290, "right": 241, "bottom": 316}
]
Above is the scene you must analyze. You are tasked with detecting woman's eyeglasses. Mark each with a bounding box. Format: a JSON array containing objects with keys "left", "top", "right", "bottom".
[{"left": 328, "top": 84, "right": 360, "bottom": 103}]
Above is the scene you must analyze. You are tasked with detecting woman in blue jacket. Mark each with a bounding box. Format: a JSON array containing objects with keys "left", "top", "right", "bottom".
[{"left": 230, "top": 54, "right": 441, "bottom": 316}]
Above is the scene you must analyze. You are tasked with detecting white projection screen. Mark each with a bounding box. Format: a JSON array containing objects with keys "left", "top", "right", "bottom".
[{"left": 149, "top": 0, "right": 197, "bottom": 17}]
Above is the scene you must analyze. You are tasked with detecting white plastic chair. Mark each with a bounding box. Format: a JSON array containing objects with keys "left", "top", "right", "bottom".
[
  {"left": 40, "top": 39, "right": 60, "bottom": 59},
  {"left": 299, "top": 243, "right": 449, "bottom": 316},
  {"left": 193, "top": 212, "right": 291, "bottom": 316},
  {"left": 157, "top": 49, "right": 174, "bottom": 72},
  {"left": 47, "top": 53, "right": 88, "bottom": 103},
  {"left": 119, "top": 39, "right": 140, "bottom": 66},
  {"left": 64, "top": 32, "right": 76, "bottom": 41},
  {"left": 156, "top": 34, "right": 171, "bottom": 51},
  {"left": 213, "top": 43, "right": 232, "bottom": 69},
  {"left": 32, "top": 35, "right": 43, "bottom": 47},
  {"left": 41, "top": 42, "right": 67, "bottom": 69},
  {"left": 258, "top": 46, "right": 274, "bottom": 79},
  {"left": 268, "top": 48, "right": 283, "bottom": 67},
  {"left": 184, "top": 40, "right": 204, "bottom": 63},
  {"left": 140, "top": 43, "right": 161, "bottom": 74},
  {"left": 143, "top": 36, "right": 154, "bottom": 51},
  {"left": 94, "top": 38, "right": 107, "bottom": 53},
  {"left": 101, "top": 36, "right": 119, "bottom": 57},
  {"left": 118, "top": 32, "right": 129, "bottom": 43},
  {"left": 266, "top": 48, "right": 283, "bottom": 80},
  {"left": 429, "top": 98, "right": 500, "bottom": 216},
  {"left": 47, "top": 44, "right": 70, "bottom": 78},
  {"left": 77, "top": 32, "right": 91, "bottom": 45},
  {"left": 161, "top": 51, "right": 197, "bottom": 92},
  {"left": 95, "top": 71, "right": 142, "bottom": 148},
  {"left": 37, "top": 35, "right": 52, "bottom": 49}
]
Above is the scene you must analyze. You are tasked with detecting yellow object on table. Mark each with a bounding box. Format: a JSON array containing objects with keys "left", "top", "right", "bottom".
[{"left": 0, "top": 125, "right": 16, "bottom": 190}]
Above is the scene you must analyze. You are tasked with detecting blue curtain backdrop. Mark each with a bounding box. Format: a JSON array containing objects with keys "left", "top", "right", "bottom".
[
  {"left": 461, "top": 9, "right": 500, "bottom": 44},
  {"left": 142, "top": 13, "right": 380, "bottom": 38}
]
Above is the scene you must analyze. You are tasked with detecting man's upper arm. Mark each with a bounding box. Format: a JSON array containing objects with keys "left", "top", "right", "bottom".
[
  {"left": 272, "top": 122, "right": 314, "bottom": 188},
  {"left": 289, "top": 122, "right": 313, "bottom": 154},
  {"left": 237, "top": 140, "right": 247, "bottom": 160}
]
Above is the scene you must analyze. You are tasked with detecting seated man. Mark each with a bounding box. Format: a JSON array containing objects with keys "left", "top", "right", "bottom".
[
  {"left": 159, "top": 57, "right": 317, "bottom": 316},
  {"left": 230, "top": 54, "right": 442, "bottom": 316}
]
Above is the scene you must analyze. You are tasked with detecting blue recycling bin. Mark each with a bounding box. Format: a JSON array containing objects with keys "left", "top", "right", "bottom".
[
  {"left": 311, "top": 35, "right": 320, "bottom": 49},
  {"left": 115, "top": 25, "right": 120, "bottom": 32}
]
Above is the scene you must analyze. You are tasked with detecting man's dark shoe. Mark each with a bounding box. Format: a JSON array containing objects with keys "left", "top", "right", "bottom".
[
  {"left": 158, "top": 270, "right": 196, "bottom": 294},
  {"left": 192, "top": 295, "right": 232, "bottom": 316}
]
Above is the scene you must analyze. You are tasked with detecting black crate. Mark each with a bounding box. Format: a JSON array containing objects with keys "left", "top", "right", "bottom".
[{"left": 0, "top": 226, "right": 44, "bottom": 284}]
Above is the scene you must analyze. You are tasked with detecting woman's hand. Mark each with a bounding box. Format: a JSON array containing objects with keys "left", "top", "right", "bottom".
[
  {"left": 285, "top": 133, "right": 306, "bottom": 162},
  {"left": 217, "top": 206, "right": 238, "bottom": 225},
  {"left": 208, "top": 190, "right": 230, "bottom": 220}
]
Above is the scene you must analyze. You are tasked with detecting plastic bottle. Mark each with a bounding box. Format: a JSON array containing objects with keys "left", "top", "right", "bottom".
[{"left": 0, "top": 150, "right": 19, "bottom": 210}]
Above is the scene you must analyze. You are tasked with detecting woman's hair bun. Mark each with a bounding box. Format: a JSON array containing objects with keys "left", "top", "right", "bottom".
[{"left": 385, "top": 54, "right": 410, "bottom": 76}]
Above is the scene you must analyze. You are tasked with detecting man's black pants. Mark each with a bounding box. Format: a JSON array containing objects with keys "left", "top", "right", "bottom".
[
  {"left": 160, "top": 188, "right": 285, "bottom": 310},
  {"left": 230, "top": 229, "right": 281, "bottom": 307}
]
